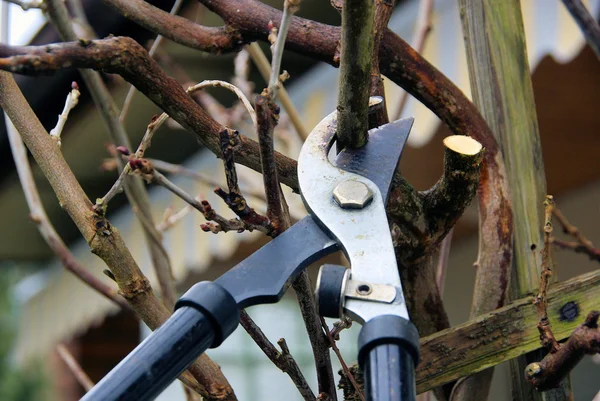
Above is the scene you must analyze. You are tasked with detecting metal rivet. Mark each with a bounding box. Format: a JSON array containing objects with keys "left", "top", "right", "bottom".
[
  {"left": 559, "top": 301, "right": 579, "bottom": 322},
  {"left": 356, "top": 284, "right": 372, "bottom": 295},
  {"left": 333, "top": 180, "right": 373, "bottom": 209}
]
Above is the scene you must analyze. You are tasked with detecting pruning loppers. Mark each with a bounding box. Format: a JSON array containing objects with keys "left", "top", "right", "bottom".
[{"left": 82, "top": 97, "right": 419, "bottom": 401}]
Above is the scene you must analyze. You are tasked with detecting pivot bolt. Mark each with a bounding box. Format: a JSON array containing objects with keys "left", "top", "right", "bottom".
[{"left": 333, "top": 180, "right": 373, "bottom": 209}]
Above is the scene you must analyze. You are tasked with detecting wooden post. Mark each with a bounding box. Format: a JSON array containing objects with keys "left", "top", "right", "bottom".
[{"left": 458, "top": 1, "right": 572, "bottom": 400}]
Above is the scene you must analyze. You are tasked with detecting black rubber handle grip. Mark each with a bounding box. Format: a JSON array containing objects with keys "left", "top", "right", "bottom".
[
  {"left": 81, "top": 306, "right": 215, "bottom": 401},
  {"left": 82, "top": 282, "right": 240, "bottom": 401},
  {"left": 358, "top": 315, "right": 420, "bottom": 401}
]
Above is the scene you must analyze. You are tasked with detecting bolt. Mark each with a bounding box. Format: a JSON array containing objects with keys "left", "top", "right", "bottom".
[{"left": 333, "top": 180, "right": 373, "bottom": 209}]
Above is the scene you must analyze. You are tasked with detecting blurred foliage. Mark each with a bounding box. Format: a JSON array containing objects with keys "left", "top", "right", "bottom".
[{"left": 0, "top": 268, "right": 46, "bottom": 401}]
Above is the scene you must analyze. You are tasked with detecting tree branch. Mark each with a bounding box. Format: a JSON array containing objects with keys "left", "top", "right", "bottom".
[
  {"left": 525, "top": 311, "right": 600, "bottom": 391},
  {"left": 534, "top": 196, "right": 560, "bottom": 353},
  {"left": 561, "top": 0, "right": 600, "bottom": 60},
  {"left": 239, "top": 311, "right": 314, "bottom": 401},
  {"left": 120, "top": 0, "right": 185, "bottom": 122},
  {"left": 255, "top": 95, "right": 291, "bottom": 235},
  {"left": 392, "top": 0, "right": 434, "bottom": 120},
  {"left": 369, "top": 0, "right": 394, "bottom": 126},
  {"left": 0, "top": 37, "right": 300, "bottom": 190},
  {"left": 0, "top": 71, "right": 232, "bottom": 401},
  {"left": 337, "top": 0, "right": 374, "bottom": 149},
  {"left": 45, "top": 0, "right": 178, "bottom": 311},
  {"left": 56, "top": 344, "right": 94, "bottom": 392},
  {"left": 5, "top": 113, "right": 131, "bottom": 312}
]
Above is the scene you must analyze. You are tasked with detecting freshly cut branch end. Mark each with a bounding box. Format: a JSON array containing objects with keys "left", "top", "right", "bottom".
[{"left": 443, "top": 135, "right": 483, "bottom": 156}]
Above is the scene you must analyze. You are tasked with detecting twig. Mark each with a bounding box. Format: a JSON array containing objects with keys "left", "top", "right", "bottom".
[
  {"left": 551, "top": 238, "right": 600, "bottom": 262},
  {"left": 157, "top": 203, "right": 194, "bottom": 233},
  {"left": 534, "top": 195, "right": 560, "bottom": 353},
  {"left": 369, "top": 0, "right": 395, "bottom": 126},
  {"left": 125, "top": 156, "right": 263, "bottom": 234},
  {"left": 561, "top": 0, "right": 600, "bottom": 60},
  {"left": 393, "top": 0, "right": 434, "bottom": 120},
  {"left": 267, "top": 0, "right": 301, "bottom": 98},
  {"left": 525, "top": 311, "right": 600, "bottom": 391},
  {"left": 98, "top": 78, "right": 258, "bottom": 208},
  {"left": 4, "top": 113, "right": 131, "bottom": 312},
  {"left": 56, "top": 344, "right": 94, "bottom": 392},
  {"left": 66, "top": 0, "right": 96, "bottom": 39},
  {"left": 120, "top": 0, "right": 185, "bottom": 122},
  {"left": 0, "top": 65, "right": 232, "bottom": 401},
  {"left": 147, "top": 158, "right": 266, "bottom": 202},
  {"left": 321, "top": 317, "right": 365, "bottom": 401},
  {"left": 45, "top": 0, "right": 178, "bottom": 312},
  {"left": 255, "top": 95, "right": 291, "bottom": 235},
  {"left": 232, "top": 48, "right": 253, "bottom": 99},
  {"left": 3, "top": 0, "right": 44, "bottom": 10},
  {"left": 337, "top": 0, "right": 375, "bottom": 149},
  {"left": 246, "top": 42, "right": 308, "bottom": 139},
  {"left": 552, "top": 205, "right": 599, "bottom": 261},
  {"left": 436, "top": 227, "right": 453, "bottom": 297},
  {"left": 329, "top": 317, "right": 352, "bottom": 341},
  {"left": 49, "top": 81, "right": 80, "bottom": 147},
  {"left": 215, "top": 129, "right": 272, "bottom": 234},
  {"left": 239, "top": 311, "right": 314, "bottom": 400},
  {"left": 189, "top": 80, "right": 257, "bottom": 126}
]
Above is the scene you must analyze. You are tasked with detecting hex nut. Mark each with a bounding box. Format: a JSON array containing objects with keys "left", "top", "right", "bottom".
[{"left": 333, "top": 180, "right": 373, "bottom": 209}]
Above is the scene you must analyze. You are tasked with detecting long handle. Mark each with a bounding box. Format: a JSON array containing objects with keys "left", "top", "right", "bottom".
[
  {"left": 358, "top": 315, "right": 420, "bottom": 401},
  {"left": 82, "top": 282, "right": 240, "bottom": 401}
]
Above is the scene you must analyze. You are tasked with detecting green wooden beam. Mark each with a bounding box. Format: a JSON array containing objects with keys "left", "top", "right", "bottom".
[
  {"left": 417, "top": 268, "right": 600, "bottom": 393},
  {"left": 458, "top": 0, "right": 570, "bottom": 398}
]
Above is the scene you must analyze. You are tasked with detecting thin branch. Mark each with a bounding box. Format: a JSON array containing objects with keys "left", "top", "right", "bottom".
[
  {"left": 120, "top": 0, "right": 185, "bottom": 122},
  {"left": 534, "top": 195, "right": 560, "bottom": 353},
  {"left": 44, "top": 0, "right": 178, "bottom": 311},
  {"left": 239, "top": 311, "right": 314, "bottom": 401},
  {"left": 525, "top": 311, "right": 600, "bottom": 391},
  {"left": 369, "top": 0, "right": 395, "bottom": 126},
  {"left": 97, "top": 79, "right": 257, "bottom": 209},
  {"left": 49, "top": 81, "right": 80, "bottom": 146},
  {"left": 552, "top": 205, "right": 599, "bottom": 259},
  {"left": 551, "top": 238, "right": 600, "bottom": 262},
  {"left": 393, "top": 0, "right": 434, "bottom": 120},
  {"left": 246, "top": 42, "right": 308, "bottom": 139},
  {"left": 321, "top": 317, "right": 365, "bottom": 401},
  {"left": 267, "top": 0, "right": 301, "bottom": 98},
  {"left": 232, "top": 48, "right": 253, "bottom": 99},
  {"left": 56, "top": 344, "right": 94, "bottom": 392},
  {"left": 561, "top": 0, "right": 600, "bottom": 60},
  {"left": 4, "top": 113, "right": 132, "bottom": 312},
  {"left": 156, "top": 202, "right": 194, "bottom": 233},
  {"left": 0, "top": 71, "right": 225, "bottom": 401},
  {"left": 214, "top": 129, "right": 272, "bottom": 234},
  {"left": 255, "top": 95, "right": 291, "bottom": 235},
  {"left": 329, "top": 316, "right": 352, "bottom": 341},
  {"left": 147, "top": 158, "right": 266, "bottom": 202},
  {"left": 337, "top": 0, "right": 374, "bottom": 149}
]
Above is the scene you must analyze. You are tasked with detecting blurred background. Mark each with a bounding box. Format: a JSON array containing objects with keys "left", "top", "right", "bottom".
[{"left": 0, "top": 0, "right": 599, "bottom": 399}]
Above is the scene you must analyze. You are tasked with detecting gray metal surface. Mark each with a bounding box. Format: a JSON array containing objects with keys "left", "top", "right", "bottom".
[{"left": 298, "top": 105, "right": 410, "bottom": 324}]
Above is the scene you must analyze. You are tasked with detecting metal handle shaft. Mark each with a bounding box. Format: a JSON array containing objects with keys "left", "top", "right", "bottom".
[
  {"left": 358, "top": 315, "right": 420, "bottom": 401},
  {"left": 363, "top": 343, "right": 416, "bottom": 401}
]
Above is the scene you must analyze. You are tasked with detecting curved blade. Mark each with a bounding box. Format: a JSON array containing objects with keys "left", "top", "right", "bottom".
[{"left": 336, "top": 117, "right": 413, "bottom": 202}]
